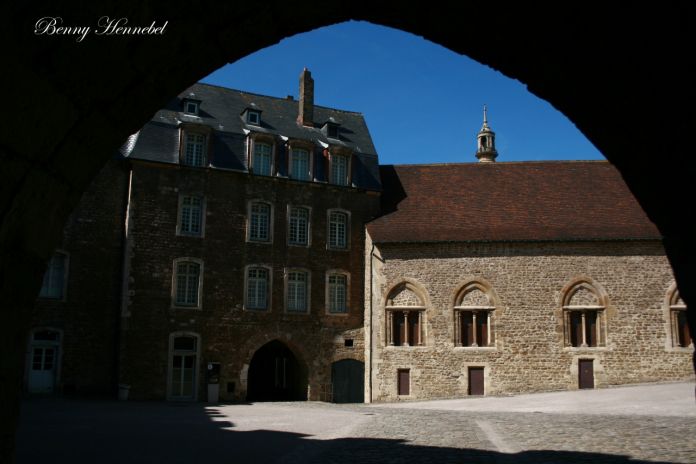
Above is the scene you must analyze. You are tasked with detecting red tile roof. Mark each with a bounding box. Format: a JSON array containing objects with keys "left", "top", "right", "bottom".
[{"left": 367, "top": 161, "right": 661, "bottom": 243}]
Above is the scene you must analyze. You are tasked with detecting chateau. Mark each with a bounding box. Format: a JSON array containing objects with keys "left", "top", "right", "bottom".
[{"left": 26, "top": 71, "right": 693, "bottom": 403}]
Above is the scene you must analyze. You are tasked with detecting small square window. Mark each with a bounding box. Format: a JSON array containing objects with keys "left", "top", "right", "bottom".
[
  {"left": 247, "top": 111, "right": 260, "bottom": 125},
  {"left": 327, "top": 124, "right": 339, "bottom": 139},
  {"left": 184, "top": 101, "right": 199, "bottom": 115},
  {"left": 344, "top": 339, "right": 354, "bottom": 347}
]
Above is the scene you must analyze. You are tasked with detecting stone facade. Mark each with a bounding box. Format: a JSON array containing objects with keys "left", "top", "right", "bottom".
[
  {"left": 366, "top": 237, "right": 693, "bottom": 401},
  {"left": 366, "top": 238, "right": 693, "bottom": 402}
]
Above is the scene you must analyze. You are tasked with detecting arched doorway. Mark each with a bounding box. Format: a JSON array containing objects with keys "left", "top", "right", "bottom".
[
  {"left": 331, "top": 359, "right": 364, "bottom": 403},
  {"left": 247, "top": 340, "right": 307, "bottom": 401},
  {"left": 27, "top": 329, "right": 62, "bottom": 394}
]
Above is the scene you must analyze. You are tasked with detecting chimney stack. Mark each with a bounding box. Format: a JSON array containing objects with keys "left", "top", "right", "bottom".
[{"left": 298, "top": 68, "right": 314, "bottom": 127}]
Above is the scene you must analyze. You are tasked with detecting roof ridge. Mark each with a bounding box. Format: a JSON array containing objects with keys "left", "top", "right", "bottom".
[
  {"left": 193, "top": 82, "right": 364, "bottom": 116},
  {"left": 385, "top": 160, "right": 609, "bottom": 167}
]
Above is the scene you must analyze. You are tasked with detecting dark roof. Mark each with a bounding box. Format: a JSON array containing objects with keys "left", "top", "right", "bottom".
[
  {"left": 122, "top": 82, "right": 381, "bottom": 190},
  {"left": 367, "top": 161, "right": 661, "bottom": 243}
]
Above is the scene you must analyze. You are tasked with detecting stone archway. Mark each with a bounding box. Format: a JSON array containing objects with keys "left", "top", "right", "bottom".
[
  {"left": 3, "top": 2, "right": 695, "bottom": 461},
  {"left": 246, "top": 340, "right": 308, "bottom": 402}
]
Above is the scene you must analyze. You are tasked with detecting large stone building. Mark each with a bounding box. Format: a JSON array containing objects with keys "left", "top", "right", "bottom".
[{"left": 25, "top": 72, "right": 693, "bottom": 403}]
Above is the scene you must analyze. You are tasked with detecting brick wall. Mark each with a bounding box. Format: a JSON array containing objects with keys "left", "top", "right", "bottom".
[
  {"left": 30, "top": 159, "right": 127, "bottom": 394},
  {"left": 119, "top": 161, "right": 379, "bottom": 400},
  {"left": 367, "top": 238, "right": 694, "bottom": 402}
]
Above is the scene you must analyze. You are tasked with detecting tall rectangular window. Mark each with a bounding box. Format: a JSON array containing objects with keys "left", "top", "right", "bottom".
[
  {"left": 287, "top": 271, "right": 308, "bottom": 313},
  {"left": 175, "top": 261, "right": 201, "bottom": 307},
  {"left": 459, "top": 311, "right": 491, "bottom": 347},
  {"left": 330, "top": 154, "right": 349, "bottom": 186},
  {"left": 288, "top": 207, "right": 309, "bottom": 246},
  {"left": 183, "top": 133, "right": 206, "bottom": 167},
  {"left": 328, "top": 211, "right": 348, "bottom": 249},
  {"left": 179, "top": 195, "right": 203, "bottom": 236},
  {"left": 39, "top": 252, "right": 67, "bottom": 299},
  {"left": 567, "top": 310, "right": 601, "bottom": 347},
  {"left": 290, "top": 148, "right": 310, "bottom": 181},
  {"left": 246, "top": 267, "right": 269, "bottom": 310},
  {"left": 253, "top": 142, "right": 272, "bottom": 176},
  {"left": 249, "top": 202, "right": 271, "bottom": 242},
  {"left": 328, "top": 274, "right": 347, "bottom": 313}
]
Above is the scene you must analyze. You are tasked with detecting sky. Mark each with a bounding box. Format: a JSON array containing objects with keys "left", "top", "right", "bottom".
[{"left": 201, "top": 21, "right": 604, "bottom": 165}]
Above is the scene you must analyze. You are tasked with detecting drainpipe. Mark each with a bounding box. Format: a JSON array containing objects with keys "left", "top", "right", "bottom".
[
  {"left": 116, "top": 165, "right": 134, "bottom": 393},
  {"left": 368, "top": 242, "right": 375, "bottom": 403}
]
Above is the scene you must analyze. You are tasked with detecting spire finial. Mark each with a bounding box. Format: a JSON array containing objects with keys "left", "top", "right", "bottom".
[{"left": 483, "top": 104, "right": 488, "bottom": 125}]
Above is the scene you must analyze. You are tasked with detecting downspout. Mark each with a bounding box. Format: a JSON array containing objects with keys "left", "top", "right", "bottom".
[
  {"left": 116, "top": 165, "right": 134, "bottom": 390},
  {"left": 368, "top": 242, "right": 375, "bottom": 403}
]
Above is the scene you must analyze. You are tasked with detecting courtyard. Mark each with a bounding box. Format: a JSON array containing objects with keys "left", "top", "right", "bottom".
[{"left": 17, "top": 382, "right": 696, "bottom": 463}]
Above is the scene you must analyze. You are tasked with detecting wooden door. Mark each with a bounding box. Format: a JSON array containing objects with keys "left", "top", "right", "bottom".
[
  {"left": 397, "top": 369, "right": 410, "bottom": 396},
  {"left": 579, "top": 359, "right": 594, "bottom": 389},
  {"left": 331, "top": 359, "right": 365, "bottom": 403},
  {"left": 468, "top": 367, "right": 484, "bottom": 395}
]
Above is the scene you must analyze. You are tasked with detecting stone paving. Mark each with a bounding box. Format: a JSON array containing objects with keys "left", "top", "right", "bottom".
[{"left": 17, "top": 383, "right": 696, "bottom": 464}]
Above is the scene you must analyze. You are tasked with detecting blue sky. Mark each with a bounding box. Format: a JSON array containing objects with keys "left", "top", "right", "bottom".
[{"left": 202, "top": 21, "right": 603, "bottom": 165}]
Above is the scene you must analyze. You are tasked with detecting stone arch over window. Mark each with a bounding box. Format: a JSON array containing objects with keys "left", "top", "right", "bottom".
[
  {"left": 560, "top": 277, "right": 609, "bottom": 348},
  {"left": 665, "top": 283, "right": 691, "bottom": 349},
  {"left": 452, "top": 278, "right": 500, "bottom": 348},
  {"left": 384, "top": 280, "right": 428, "bottom": 347}
]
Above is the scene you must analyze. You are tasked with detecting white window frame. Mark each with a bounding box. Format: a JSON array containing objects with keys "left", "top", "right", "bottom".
[
  {"left": 167, "top": 332, "right": 201, "bottom": 401},
  {"left": 171, "top": 258, "right": 203, "bottom": 309},
  {"left": 181, "top": 131, "right": 207, "bottom": 167},
  {"left": 38, "top": 251, "right": 69, "bottom": 301},
  {"left": 287, "top": 205, "right": 311, "bottom": 247},
  {"left": 247, "top": 200, "right": 273, "bottom": 243},
  {"left": 327, "top": 209, "right": 350, "bottom": 250},
  {"left": 176, "top": 194, "right": 206, "bottom": 237},
  {"left": 330, "top": 153, "right": 350, "bottom": 186},
  {"left": 250, "top": 139, "right": 274, "bottom": 176},
  {"left": 289, "top": 146, "right": 312, "bottom": 181},
  {"left": 184, "top": 101, "right": 199, "bottom": 115},
  {"left": 285, "top": 268, "right": 311, "bottom": 314},
  {"left": 246, "top": 110, "right": 260, "bottom": 125},
  {"left": 326, "top": 270, "right": 350, "bottom": 315},
  {"left": 244, "top": 265, "right": 272, "bottom": 311}
]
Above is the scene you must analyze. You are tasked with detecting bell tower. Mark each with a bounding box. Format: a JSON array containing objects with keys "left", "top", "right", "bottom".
[{"left": 476, "top": 105, "right": 498, "bottom": 163}]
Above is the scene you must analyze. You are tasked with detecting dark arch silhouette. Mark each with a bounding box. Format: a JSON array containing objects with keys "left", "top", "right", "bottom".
[
  {"left": 3, "top": 2, "right": 695, "bottom": 461},
  {"left": 247, "top": 340, "right": 308, "bottom": 402}
]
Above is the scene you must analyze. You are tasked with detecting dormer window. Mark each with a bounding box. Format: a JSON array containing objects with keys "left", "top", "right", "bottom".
[
  {"left": 324, "top": 122, "right": 340, "bottom": 140},
  {"left": 246, "top": 110, "right": 261, "bottom": 125},
  {"left": 184, "top": 101, "right": 199, "bottom": 115}
]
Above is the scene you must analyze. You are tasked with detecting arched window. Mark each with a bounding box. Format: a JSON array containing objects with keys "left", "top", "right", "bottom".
[
  {"left": 668, "top": 286, "right": 691, "bottom": 348},
  {"left": 38, "top": 251, "right": 69, "bottom": 300},
  {"left": 562, "top": 280, "right": 607, "bottom": 347},
  {"left": 326, "top": 270, "right": 350, "bottom": 314},
  {"left": 245, "top": 265, "right": 271, "bottom": 311},
  {"left": 288, "top": 206, "right": 310, "bottom": 246},
  {"left": 248, "top": 200, "right": 273, "bottom": 243},
  {"left": 327, "top": 209, "right": 349, "bottom": 250},
  {"left": 385, "top": 282, "right": 426, "bottom": 347},
  {"left": 453, "top": 281, "right": 497, "bottom": 347}
]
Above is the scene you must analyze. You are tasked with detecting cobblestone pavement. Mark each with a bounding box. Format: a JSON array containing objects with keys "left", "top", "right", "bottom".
[{"left": 18, "top": 384, "right": 696, "bottom": 464}]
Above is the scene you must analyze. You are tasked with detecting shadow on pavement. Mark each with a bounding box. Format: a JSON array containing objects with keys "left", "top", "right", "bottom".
[{"left": 16, "top": 398, "right": 681, "bottom": 464}]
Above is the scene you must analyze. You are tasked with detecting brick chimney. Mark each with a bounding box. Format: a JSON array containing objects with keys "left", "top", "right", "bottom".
[{"left": 298, "top": 68, "right": 314, "bottom": 127}]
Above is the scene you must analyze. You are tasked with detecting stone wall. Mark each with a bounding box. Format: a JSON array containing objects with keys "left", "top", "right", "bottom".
[
  {"left": 119, "top": 161, "right": 378, "bottom": 401},
  {"left": 367, "top": 238, "right": 693, "bottom": 402}
]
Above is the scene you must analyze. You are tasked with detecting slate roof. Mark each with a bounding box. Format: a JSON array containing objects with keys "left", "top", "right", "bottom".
[
  {"left": 367, "top": 161, "right": 661, "bottom": 243},
  {"left": 122, "top": 82, "right": 381, "bottom": 190}
]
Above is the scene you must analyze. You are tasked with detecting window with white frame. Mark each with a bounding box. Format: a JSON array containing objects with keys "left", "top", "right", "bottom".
[
  {"left": 39, "top": 252, "right": 68, "bottom": 299},
  {"left": 246, "top": 267, "right": 269, "bottom": 311},
  {"left": 330, "top": 153, "right": 349, "bottom": 186},
  {"left": 184, "top": 101, "right": 199, "bottom": 115},
  {"left": 182, "top": 132, "right": 206, "bottom": 167},
  {"left": 246, "top": 110, "right": 260, "bottom": 125},
  {"left": 668, "top": 287, "right": 691, "bottom": 348},
  {"left": 169, "top": 333, "right": 199, "bottom": 400},
  {"left": 249, "top": 201, "right": 271, "bottom": 242},
  {"left": 253, "top": 142, "right": 272, "bottom": 176},
  {"left": 286, "top": 270, "right": 309, "bottom": 313},
  {"left": 290, "top": 148, "right": 311, "bottom": 181},
  {"left": 328, "top": 210, "right": 348, "bottom": 250},
  {"left": 454, "top": 283, "right": 496, "bottom": 347},
  {"left": 327, "top": 273, "right": 348, "bottom": 314},
  {"left": 174, "top": 260, "right": 202, "bottom": 308},
  {"left": 562, "top": 281, "right": 606, "bottom": 348},
  {"left": 178, "top": 195, "right": 204, "bottom": 236},
  {"left": 288, "top": 206, "right": 310, "bottom": 246}
]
